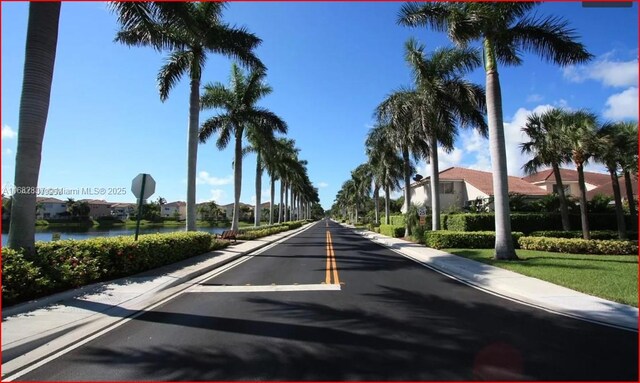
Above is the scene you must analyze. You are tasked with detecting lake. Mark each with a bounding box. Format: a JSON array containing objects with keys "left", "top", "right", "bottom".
[{"left": 1, "top": 226, "right": 228, "bottom": 247}]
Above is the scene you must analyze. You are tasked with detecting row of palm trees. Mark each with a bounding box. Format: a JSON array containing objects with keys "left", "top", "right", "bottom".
[
  {"left": 8, "top": 2, "right": 319, "bottom": 255},
  {"left": 521, "top": 108, "right": 638, "bottom": 240},
  {"left": 334, "top": 2, "right": 594, "bottom": 260}
]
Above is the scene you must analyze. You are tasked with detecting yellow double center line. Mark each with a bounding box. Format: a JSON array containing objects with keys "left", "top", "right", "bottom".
[{"left": 325, "top": 230, "right": 340, "bottom": 285}]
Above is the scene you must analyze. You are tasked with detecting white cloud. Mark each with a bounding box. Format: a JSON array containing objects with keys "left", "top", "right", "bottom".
[
  {"left": 563, "top": 57, "right": 638, "bottom": 88},
  {"left": 423, "top": 147, "right": 463, "bottom": 177},
  {"left": 2, "top": 125, "right": 17, "bottom": 139},
  {"left": 603, "top": 87, "right": 638, "bottom": 119},
  {"left": 209, "top": 189, "right": 226, "bottom": 204},
  {"left": 526, "top": 94, "right": 544, "bottom": 103},
  {"left": 5, "top": 148, "right": 13, "bottom": 156},
  {"left": 196, "top": 171, "right": 232, "bottom": 186},
  {"left": 316, "top": 182, "right": 329, "bottom": 188}
]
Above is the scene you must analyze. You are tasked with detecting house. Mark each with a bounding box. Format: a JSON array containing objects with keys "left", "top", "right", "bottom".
[
  {"left": 522, "top": 168, "right": 610, "bottom": 197},
  {"left": 110, "top": 202, "right": 136, "bottom": 220},
  {"left": 79, "top": 199, "right": 113, "bottom": 219},
  {"left": 586, "top": 175, "right": 638, "bottom": 201},
  {"left": 220, "top": 202, "right": 254, "bottom": 220},
  {"left": 161, "top": 201, "right": 186, "bottom": 220},
  {"left": 402, "top": 167, "right": 547, "bottom": 213},
  {"left": 35, "top": 197, "right": 68, "bottom": 219}
]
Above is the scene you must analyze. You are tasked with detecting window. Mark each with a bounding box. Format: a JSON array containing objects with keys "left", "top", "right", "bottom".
[{"left": 440, "top": 182, "right": 454, "bottom": 194}]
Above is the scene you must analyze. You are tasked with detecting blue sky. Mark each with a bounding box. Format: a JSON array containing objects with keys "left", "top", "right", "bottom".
[{"left": 1, "top": 2, "right": 638, "bottom": 210}]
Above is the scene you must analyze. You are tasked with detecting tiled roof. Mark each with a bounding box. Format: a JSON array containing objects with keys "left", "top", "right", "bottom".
[
  {"left": 439, "top": 167, "right": 547, "bottom": 196},
  {"left": 522, "top": 167, "right": 610, "bottom": 186},
  {"left": 586, "top": 175, "right": 638, "bottom": 200},
  {"left": 36, "top": 197, "right": 65, "bottom": 203},
  {"left": 79, "top": 199, "right": 112, "bottom": 205},
  {"left": 165, "top": 201, "right": 186, "bottom": 207}
]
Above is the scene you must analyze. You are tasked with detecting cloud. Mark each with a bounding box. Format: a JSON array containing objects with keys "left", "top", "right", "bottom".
[
  {"left": 526, "top": 94, "right": 544, "bottom": 103},
  {"left": 196, "top": 171, "right": 232, "bottom": 186},
  {"left": 423, "top": 147, "right": 464, "bottom": 177},
  {"left": 209, "top": 189, "right": 226, "bottom": 204},
  {"left": 2, "top": 125, "right": 17, "bottom": 139},
  {"left": 603, "top": 87, "right": 638, "bottom": 119},
  {"left": 563, "top": 57, "right": 638, "bottom": 88},
  {"left": 316, "top": 182, "right": 329, "bottom": 188}
]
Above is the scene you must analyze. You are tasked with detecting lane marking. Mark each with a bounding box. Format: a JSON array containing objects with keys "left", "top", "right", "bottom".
[
  {"left": 188, "top": 284, "right": 341, "bottom": 293},
  {"left": 325, "top": 230, "right": 340, "bottom": 285}
]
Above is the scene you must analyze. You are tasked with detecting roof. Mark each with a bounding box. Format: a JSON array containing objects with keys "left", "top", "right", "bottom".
[
  {"left": 586, "top": 175, "right": 638, "bottom": 200},
  {"left": 36, "top": 197, "right": 65, "bottom": 204},
  {"left": 522, "top": 168, "right": 610, "bottom": 186},
  {"left": 440, "top": 167, "right": 547, "bottom": 196},
  {"left": 164, "top": 201, "right": 186, "bottom": 207},
  {"left": 79, "top": 199, "right": 112, "bottom": 205},
  {"left": 111, "top": 202, "right": 136, "bottom": 208}
]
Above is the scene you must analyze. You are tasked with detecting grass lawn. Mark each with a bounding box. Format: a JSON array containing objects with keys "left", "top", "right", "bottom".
[{"left": 446, "top": 248, "right": 638, "bottom": 307}]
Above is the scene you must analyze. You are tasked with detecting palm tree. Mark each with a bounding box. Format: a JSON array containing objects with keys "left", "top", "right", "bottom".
[
  {"left": 111, "top": 2, "right": 264, "bottom": 232},
  {"left": 351, "top": 163, "right": 373, "bottom": 224},
  {"left": 366, "top": 123, "right": 406, "bottom": 225},
  {"left": 614, "top": 121, "right": 638, "bottom": 227},
  {"left": 594, "top": 123, "right": 627, "bottom": 239},
  {"left": 8, "top": 2, "right": 61, "bottom": 255},
  {"left": 404, "top": 38, "right": 487, "bottom": 230},
  {"left": 521, "top": 108, "right": 572, "bottom": 231},
  {"left": 199, "top": 64, "right": 286, "bottom": 231},
  {"left": 376, "top": 90, "right": 428, "bottom": 237},
  {"left": 561, "top": 110, "right": 599, "bottom": 239},
  {"left": 263, "top": 138, "right": 296, "bottom": 225},
  {"left": 399, "top": 2, "right": 593, "bottom": 259}
]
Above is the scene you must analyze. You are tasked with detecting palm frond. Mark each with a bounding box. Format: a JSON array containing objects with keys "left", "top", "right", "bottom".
[
  {"left": 199, "top": 115, "right": 230, "bottom": 144},
  {"left": 206, "top": 24, "right": 265, "bottom": 71},
  {"left": 157, "top": 50, "right": 192, "bottom": 101}
]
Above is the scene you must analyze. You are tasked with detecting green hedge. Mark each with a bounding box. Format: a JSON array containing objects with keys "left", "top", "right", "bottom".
[
  {"left": 528, "top": 230, "right": 639, "bottom": 240},
  {"left": 388, "top": 215, "right": 405, "bottom": 226},
  {"left": 425, "top": 231, "right": 524, "bottom": 249},
  {"left": 2, "top": 232, "right": 225, "bottom": 306},
  {"left": 237, "top": 221, "right": 303, "bottom": 240},
  {"left": 518, "top": 236, "right": 638, "bottom": 255},
  {"left": 380, "top": 224, "right": 405, "bottom": 238}
]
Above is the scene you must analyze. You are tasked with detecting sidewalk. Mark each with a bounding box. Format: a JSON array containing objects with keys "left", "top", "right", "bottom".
[
  {"left": 1, "top": 223, "right": 315, "bottom": 379},
  {"left": 345, "top": 224, "right": 638, "bottom": 332}
]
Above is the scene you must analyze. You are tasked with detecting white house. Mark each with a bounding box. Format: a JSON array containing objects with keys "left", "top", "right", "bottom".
[
  {"left": 522, "top": 168, "right": 611, "bottom": 197},
  {"left": 161, "top": 201, "right": 187, "bottom": 220},
  {"left": 36, "top": 197, "right": 68, "bottom": 219},
  {"left": 110, "top": 202, "right": 136, "bottom": 220},
  {"left": 402, "top": 167, "right": 548, "bottom": 213}
]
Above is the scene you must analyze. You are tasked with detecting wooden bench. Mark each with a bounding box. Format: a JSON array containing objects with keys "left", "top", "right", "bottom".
[{"left": 219, "top": 230, "right": 239, "bottom": 243}]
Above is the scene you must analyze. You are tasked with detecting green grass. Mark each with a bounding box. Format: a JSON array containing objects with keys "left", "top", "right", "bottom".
[{"left": 446, "top": 248, "right": 638, "bottom": 307}]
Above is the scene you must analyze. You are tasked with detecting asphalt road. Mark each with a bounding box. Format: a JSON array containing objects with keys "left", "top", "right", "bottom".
[{"left": 16, "top": 220, "right": 638, "bottom": 381}]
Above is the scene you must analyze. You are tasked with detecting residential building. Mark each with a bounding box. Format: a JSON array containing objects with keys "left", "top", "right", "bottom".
[
  {"left": 402, "top": 167, "right": 547, "bottom": 213},
  {"left": 586, "top": 175, "right": 638, "bottom": 201},
  {"left": 35, "top": 197, "right": 68, "bottom": 219},
  {"left": 522, "top": 168, "right": 610, "bottom": 197},
  {"left": 110, "top": 202, "right": 136, "bottom": 220},
  {"left": 79, "top": 199, "right": 114, "bottom": 219},
  {"left": 161, "top": 201, "right": 187, "bottom": 220}
]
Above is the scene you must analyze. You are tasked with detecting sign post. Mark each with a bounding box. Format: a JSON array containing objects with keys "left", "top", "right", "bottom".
[
  {"left": 418, "top": 207, "right": 427, "bottom": 226},
  {"left": 131, "top": 173, "right": 156, "bottom": 240}
]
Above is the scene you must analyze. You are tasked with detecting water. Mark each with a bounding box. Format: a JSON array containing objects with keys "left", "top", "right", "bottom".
[{"left": 1, "top": 225, "right": 228, "bottom": 246}]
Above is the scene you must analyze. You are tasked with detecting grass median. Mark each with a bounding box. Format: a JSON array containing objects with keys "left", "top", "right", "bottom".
[{"left": 446, "top": 248, "right": 638, "bottom": 307}]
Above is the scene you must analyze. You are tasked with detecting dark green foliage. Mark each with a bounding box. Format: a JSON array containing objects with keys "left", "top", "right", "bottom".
[
  {"left": 424, "top": 231, "right": 524, "bottom": 250},
  {"left": 2, "top": 232, "right": 225, "bottom": 306},
  {"left": 518, "top": 236, "right": 638, "bottom": 255},
  {"left": 236, "top": 221, "right": 303, "bottom": 240},
  {"left": 379, "top": 224, "right": 405, "bottom": 238},
  {"left": 388, "top": 215, "right": 405, "bottom": 226},
  {"left": 529, "top": 230, "right": 639, "bottom": 240},
  {"left": 446, "top": 214, "right": 495, "bottom": 232}
]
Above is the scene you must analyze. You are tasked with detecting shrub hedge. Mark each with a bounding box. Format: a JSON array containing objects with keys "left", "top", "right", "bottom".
[
  {"left": 2, "top": 232, "right": 226, "bottom": 306},
  {"left": 380, "top": 224, "right": 405, "bottom": 238},
  {"left": 528, "top": 230, "right": 639, "bottom": 240},
  {"left": 237, "top": 221, "right": 303, "bottom": 240},
  {"left": 424, "top": 231, "right": 524, "bottom": 249},
  {"left": 518, "top": 236, "right": 638, "bottom": 255},
  {"left": 388, "top": 215, "right": 405, "bottom": 226}
]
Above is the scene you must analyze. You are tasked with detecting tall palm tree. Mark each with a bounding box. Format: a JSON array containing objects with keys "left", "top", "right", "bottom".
[
  {"left": 376, "top": 90, "right": 428, "bottom": 237},
  {"left": 264, "top": 138, "right": 296, "bottom": 224},
  {"left": 8, "top": 2, "right": 61, "bottom": 255},
  {"left": 560, "top": 110, "right": 599, "bottom": 240},
  {"left": 366, "top": 123, "right": 406, "bottom": 225},
  {"left": 111, "top": 2, "right": 264, "bottom": 231},
  {"left": 404, "top": 38, "right": 487, "bottom": 230},
  {"left": 399, "top": 2, "right": 592, "bottom": 259},
  {"left": 351, "top": 163, "right": 373, "bottom": 224},
  {"left": 521, "top": 108, "right": 572, "bottom": 231},
  {"left": 613, "top": 121, "right": 638, "bottom": 227},
  {"left": 595, "top": 123, "right": 627, "bottom": 239},
  {"left": 199, "top": 64, "right": 286, "bottom": 231}
]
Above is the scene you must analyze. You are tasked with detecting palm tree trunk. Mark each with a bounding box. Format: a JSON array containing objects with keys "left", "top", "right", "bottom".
[
  {"left": 231, "top": 129, "right": 243, "bottom": 231},
  {"left": 576, "top": 163, "right": 590, "bottom": 240},
  {"left": 385, "top": 185, "right": 391, "bottom": 225},
  {"left": 624, "top": 170, "right": 637, "bottom": 230},
  {"left": 429, "top": 135, "right": 440, "bottom": 231},
  {"left": 552, "top": 162, "right": 571, "bottom": 231},
  {"left": 185, "top": 75, "right": 201, "bottom": 231},
  {"left": 609, "top": 168, "right": 627, "bottom": 239},
  {"left": 8, "top": 2, "right": 60, "bottom": 256},
  {"left": 269, "top": 176, "right": 275, "bottom": 225},
  {"left": 254, "top": 152, "right": 262, "bottom": 227},
  {"left": 484, "top": 38, "right": 517, "bottom": 260},
  {"left": 373, "top": 185, "right": 380, "bottom": 224},
  {"left": 402, "top": 146, "right": 411, "bottom": 237},
  {"left": 284, "top": 182, "right": 290, "bottom": 221},
  {"left": 278, "top": 180, "right": 284, "bottom": 223}
]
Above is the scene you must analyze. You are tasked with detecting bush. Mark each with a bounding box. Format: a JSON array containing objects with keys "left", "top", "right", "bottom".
[
  {"left": 446, "top": 214, "right": 495, "bottom": 231},
  {"left": 424, "top": 231, "right": 524, "bottom": 249},
  {"left": 2, "top": 232, "right": 217, "bottom": 306},
  {"left": 528, "top": 230, "right": 639, "bottom": 240},
  {"left": 379, "top": 225, "right": 405, "bottom": 238},
  {"left": 236, "top": 221, "right": 303, "bottom": 240},
  {"left": 388, "top": 215, "right": 405, "bottom": 226},
  {"left": 518, "top": 236, "right": 638, "bottom": 255}
]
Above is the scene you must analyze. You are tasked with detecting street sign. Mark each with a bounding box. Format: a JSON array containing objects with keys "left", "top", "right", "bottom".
[
  {"left": 418, "top": 207, "right": 427, "bottom": 217},
  {"left": 419, "top": 216, "right": 426, "bottom": 225},
  {"left": 131, "top": 173, "right": 156, "bottom": 200}
]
